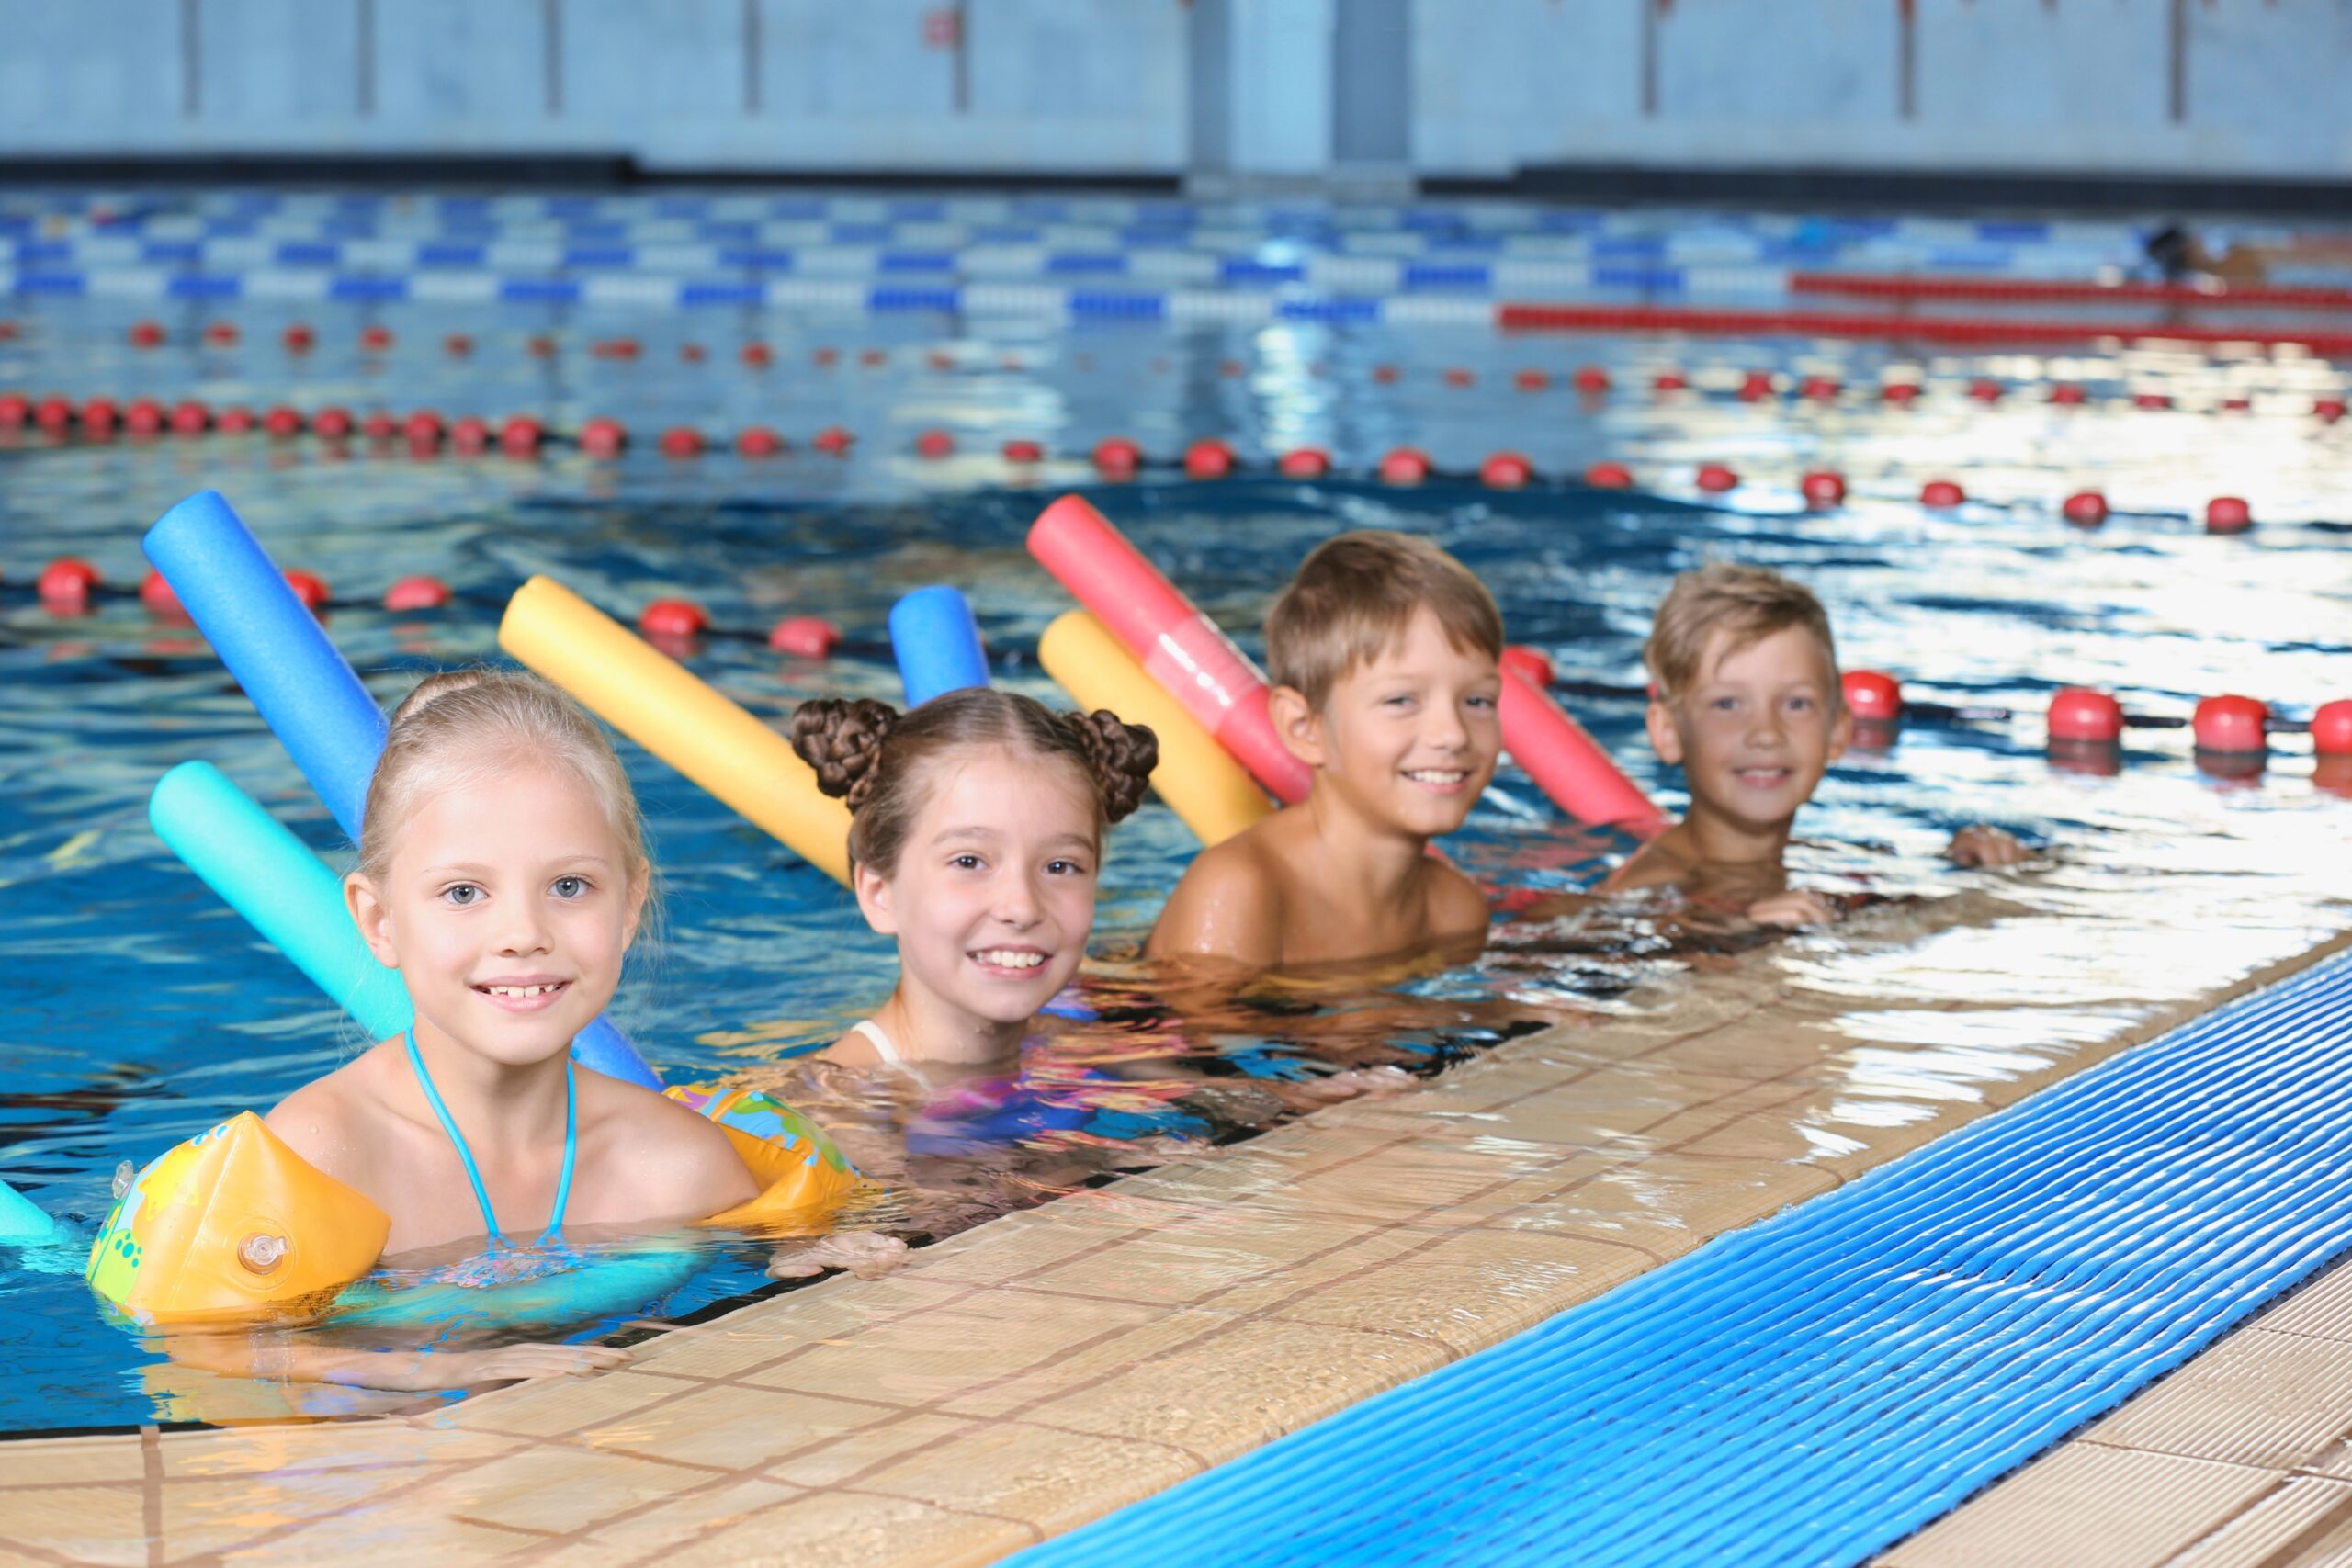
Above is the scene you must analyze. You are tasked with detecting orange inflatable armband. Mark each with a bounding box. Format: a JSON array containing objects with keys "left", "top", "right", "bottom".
[
  {"left": 86, "top": 1113, "right": 390, "bottom": 1325},
  {"left": 666, "top": 1085, "right": 861, "bottom": 1227}
]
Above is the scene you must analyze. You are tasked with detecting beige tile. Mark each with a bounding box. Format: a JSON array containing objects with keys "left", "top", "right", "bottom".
[
  {"left": 223, "top": 1507, "right": 550, "bottom": 1563},
  {"left": 689, "top": 1485, "right": 1035, "bottom": 1568},
  {"left": 367, "top": 1446, "right": 708, "bottom": 1537},
  {"left": 541, "top": 1475, "right": 802, "bottom": 1563},
  {"left": 577, "top": 1382, "right": 902, "bottom": 1472},
  {"left": 1469, "top": 1064, "right": 1761, "bottom": 1151},
  {"left": 1492, "top": 1151, "right": 1842, "bottom": 1261},
  {"left": 1272, "top": 1227, "right": 1651, "bottom": 1351},
  {"left": 2087, "top": 1329, "right": 2352, "bottom": 1470},
  {"left": 2259, "top": 1264, "right": 2352, "bottom": 1345},
  {"left": 2169, "top": 1476, "right": 2352, "bottom": 1568},
  {"left": 1883, "top": 1445, "right": 2278, "bottom": 1568},
  {"left": 0, "top": 1485, "right": 148, "bottom": 1568},
  {"left": 1023, "top": 1314, "right": 1448, "bottom": 1461},
  {"left": 854, "top": 1419, "right": 1197, "bottom": 1536},
  {"left": 736, "top": 1286, "right": 1161, "bottom": 1409},
  {"left": 767, "top": 1412, "right": 975, "bottom": 1490},
  {"left": 620, "top": 1275, "right": 978, "bottom": 1383},
  {"left": 0, "top": 1437, "right": 147, "bottom": 1486},
  {"left": 933, "top": 1306, "right": 1241, "bottom": 1423},
  {"left": 904, "top": 1201, "right": 1148, "bottom": 1289},
  {"left": 1012, "top": 1208, "right": 1396, "bottom": 1308},
  {"left": 444, "top": 1368, "right": 707, "bottom": 1441},
  {"left": 160, "top": 1466, "right": 452, "bottom": 1559},
  {"left": 162, "top": 1420, "right": 521, "bottom": 1477}
]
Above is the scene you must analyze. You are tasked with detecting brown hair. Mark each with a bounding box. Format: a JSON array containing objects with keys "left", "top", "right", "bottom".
[
  {"left": 356, "top": 669, "right": 651, "bottom": 902},
  {"left": 789, "top": 688, "right": 1159, "bottom": 877},
  {"left": 1264, "top": 530, "right": 1504, "bottom": 709},
  {"left": 1643, "top": 563, "right": 1839, "bottom": 704}
]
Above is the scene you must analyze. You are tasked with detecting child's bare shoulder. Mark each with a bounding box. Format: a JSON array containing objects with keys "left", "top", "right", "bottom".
[
  {"left": 1147, "top": 820, "right": 1291, "bottom": 965},
  {"left": 581, "top": 1074, "right": 757, "bottom": 1208},
  {"left": 264, "top": 1046, "right": 398, "bottom": 1181},
  {"left": 1426, "top": 858, "right": 1491, "bottom": 937}
]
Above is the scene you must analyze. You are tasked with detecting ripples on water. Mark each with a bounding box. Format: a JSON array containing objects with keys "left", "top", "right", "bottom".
[{"left": 1, "top": 284, "right": 2348, "bottom": 1431}]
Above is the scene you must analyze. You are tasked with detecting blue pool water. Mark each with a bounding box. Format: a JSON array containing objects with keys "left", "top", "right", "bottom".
[{"left": 1, "top": 190, "right": 2348, "bottom": 1437}]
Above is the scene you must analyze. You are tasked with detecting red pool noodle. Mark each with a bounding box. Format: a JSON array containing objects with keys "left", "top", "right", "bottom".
[
  {"left": 1027, "top": 495, "right": 1312, "bottom": 804},
  {"left": 1499, "top": 668, "right": 1666, "bottom": 835}
]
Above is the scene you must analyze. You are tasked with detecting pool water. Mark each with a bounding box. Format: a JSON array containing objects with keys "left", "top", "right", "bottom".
[{"left": 2, "top": 191, "right": 2348, "bottom": 1437}]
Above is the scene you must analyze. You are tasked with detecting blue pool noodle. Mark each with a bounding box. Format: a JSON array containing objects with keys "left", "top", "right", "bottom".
[
  {"left": 0, "top": 1179, "right": 57, "bottom": 1243},
  {"left": 140, "top": 492, "right": 660, "bottom": 1089},
  {"left": 889, "top": 585, "right": 992, "bottom": 706}
]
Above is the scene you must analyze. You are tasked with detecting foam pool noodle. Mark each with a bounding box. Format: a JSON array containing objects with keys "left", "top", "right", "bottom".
[
  {"left": 1039, "top": 609, "right": 1272, "bottom": 847},
  {"left": 141, "top": 491, "right": 659, "bottom": 1089},
  {"left": 888, "top": 585, "right": 992, "bottom": 706},
  {"left": 0, "top": 1179, "right": 58, "bottom": 1244},
  {"left": 498, "top": 575, "right": 854, "bottom": 886}
]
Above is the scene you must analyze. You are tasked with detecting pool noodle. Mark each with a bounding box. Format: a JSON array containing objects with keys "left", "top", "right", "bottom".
[
  {"left": 0, "top": 1179, "right": 57, "bottom": 1243},
  {"left": 889, "top": 585, "right": 992, "bottom": 706},
  {"left": 142, "top": 491, "right": 384, "bottom": 839},
  {"left": 141, "top": 492, "right": 660, "bottom": 1089},
  {"left": 1027, "top": 496, "right": 1315, "bottom": 805},
  {"left": 150, "top": 761, "right": 413, "bottom": 1040},
  {"left": 1038, "top": 609, "right": 1272, "bottom": 847},
  {"left": 1498, "top": 668, "right": 1668, "bottom": 833},
  {"left": 498, "top": 575, "right": 854, "bottom": 886}
]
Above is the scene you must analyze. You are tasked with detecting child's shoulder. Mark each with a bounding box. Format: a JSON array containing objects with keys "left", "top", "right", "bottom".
[
  {"left": 578, "top": 1071, "right": 757, "bottom": 1203},
  {"left": 263, "top": 1041, "right": 406, "bottom": 1179},
  {"left": 1147, "top": 817, "right": 1294, "bottom": 965},
  {"left": 1425, "top": 854, "right": 1490, "bottom": 935}
]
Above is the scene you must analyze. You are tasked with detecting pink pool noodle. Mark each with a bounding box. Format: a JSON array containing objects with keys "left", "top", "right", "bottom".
[
  {"left": 1027, "top": 495, "right": 1313, "bottom": 804},
  {"left": 1499, "top": 667, "right": 1667, "bottom": 835}
]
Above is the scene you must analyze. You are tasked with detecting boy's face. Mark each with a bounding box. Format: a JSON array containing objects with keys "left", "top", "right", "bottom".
[
  {"left": 1285, "top": 606, "right": 1502, "bottom": 840},
  {"left": 1649, "top": 623, "right": 1849, "bottom": 838}
]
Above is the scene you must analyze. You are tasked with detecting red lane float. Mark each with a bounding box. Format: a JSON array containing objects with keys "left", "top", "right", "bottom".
[
  {"left": 1026, "top": 495, "right": 1311, "bottom": 805},
  {"left": 1572, "top": 365, "right": 1611, "bottom": 393},
  {"left": 384, "top": 576, "right": 452, "bottom": 611},
  {"left": 2049, "top": 382, "right": 2088, "bottom": 406},
  {"left": 1002, "top": 439, "right": 1046, "bottom": 465},
  {"left": 811, "top": 425, "right": 854, "bottom": 455},
  {"left": 38, "top": 558, "right": 99, "bottom": 606},
  {"left": 1800, "top": 470, "right": 1847, "bottom": 507},
  {"left": 2194, "top": 694, "right": 2268, "bottom": 752},
  {"left": 1182, "top": 439, "right": 1234, "bottom": 479},
  {"left": 660, "top": 426, "right": 706, "bottom": 458},
  {"left": 1278, "top": 447, "right": 1330, "bottom": 479},
  {"left": 1695, "top": 463, "right": 1738, "bottom": 492},
  {"left": 1841, "top": 670, "right": 1902, "bottom": 723},
  {"left": 639, "top": 599, "right": 707, "bottom": 638},
  {"left": 2047, "top": 688, "right": 2124, "bottom": 745},
  {"left": 2313, "top": 701, "right": 2352, "bottom": 757},
  {"left": 1092, "top": 435, "right": 1142, "bottom": 476},
  {"left": 2062, "top": 491, "right": 2109, "bottom": 528},
  {"left": 1496, "top": 300, "right": 2352, "bottom": 356},
  {"left": 1498, "top": 668, "right": 1666, "bottom": 835},
  {"left": 1920, "top": 480, "right": 1965, "bottom": 508},
  {"left": 1585, "top": 461, "right": 1634, "bottom": 490},
  {"left": 1480, "top": 451, "right": 1533, "bottom": 490},
  {"left": 1377, "top": 446, "right": 1431, "bottom": 485},
  {"left": 915, "top": 429, "right": 956, "bottom": 459},
  {"left": 737, "top": 426, "right": 785, "bottom": 457},
  {"left": 2204, "top": 496, "right": 2253, "bottom": 534},
  {"left": 768, "top": 616, "right": 842, "bottom": 659},
  {"left": 283, "top": 571, "right": 331, "bottom": 614}
]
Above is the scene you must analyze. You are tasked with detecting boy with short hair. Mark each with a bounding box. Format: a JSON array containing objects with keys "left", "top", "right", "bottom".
[
  {"left": 1147, "top": 530, "right": 1503, "bottom": 972},
  {"left": 1611, "top": 562, "right": 2025, "bottom": 925}
]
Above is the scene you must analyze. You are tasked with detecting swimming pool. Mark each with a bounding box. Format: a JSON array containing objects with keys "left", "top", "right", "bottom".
[{"left": 1, "top": 188, "right": 2348, "bottom": 1445}]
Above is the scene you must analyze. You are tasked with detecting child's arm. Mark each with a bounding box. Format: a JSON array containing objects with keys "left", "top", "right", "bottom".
[
  {"left": 1946, "top": 825, "right": 2031, "bottom": 867},
  {"left": 1145, "top": 839, "right": 1286, "bottom": 970}
]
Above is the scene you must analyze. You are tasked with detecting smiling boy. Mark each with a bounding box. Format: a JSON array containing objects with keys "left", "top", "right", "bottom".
[
  {"left": 1608, "top": 563, "right": 2025, "bottom": 925},
  {"left": 1147, "top": 530, "right": 1502, "bottom": 972}
]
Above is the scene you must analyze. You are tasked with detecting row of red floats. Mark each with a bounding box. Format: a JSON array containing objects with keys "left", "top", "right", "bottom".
[{"left": 34, "top": 318, "right": 2348, "bottom": 419}]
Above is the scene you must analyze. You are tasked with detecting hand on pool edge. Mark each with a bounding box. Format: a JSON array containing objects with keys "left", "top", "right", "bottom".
[
  {"left": 1747, "top": 889, "right": 1842, "bottom": 929},
  {"left": 1945, "top": 824, "right": 2032, "bottom": 869},
  {"left": 768, "top": 1231, "right": 910, "bottom": 1282}
]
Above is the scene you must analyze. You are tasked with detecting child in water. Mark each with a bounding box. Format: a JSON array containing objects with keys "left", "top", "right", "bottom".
[
  {"left": 1148, "top": 530, "right": 1503, "bottom": 974},
  {"left": 789, "top": 687, "right": 1158, "bottom": 1081},
  {"left": 1609, "top": 563, "right": 2028, "bottom": 924},
  {"left": 246, "top": 670, "right": 883, "bottom": 1392}
]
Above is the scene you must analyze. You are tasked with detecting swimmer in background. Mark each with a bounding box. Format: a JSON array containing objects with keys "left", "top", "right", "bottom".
[
  {"left": 1606, "top": 563, "right": 2029, "bottom": 928},
  {"left": 189, "top": 671, "right": 892, "bottom": 1394},
  {"left": 1147, "top": 531, "right": 1502, "bottom": 976}
]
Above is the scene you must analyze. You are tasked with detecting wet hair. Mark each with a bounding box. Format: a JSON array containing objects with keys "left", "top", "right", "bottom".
[
  {"left": 1264, "top": 530, "right": 1504, "bottom": 710},
  {"left": 356, "top": 668, "right": 651, "bottom": 902},
  {"left": 1644, "top": 563, "right": 1839, "bottom": 705},
  {"left": 789, "top": 688, "right": 1159, "bottom": 877}
]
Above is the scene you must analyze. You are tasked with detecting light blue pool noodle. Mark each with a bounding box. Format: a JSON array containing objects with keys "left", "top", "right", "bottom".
[
  {"left": 142, "top": 490, "right": 384, "bottom": 841},
  {"left": 0, "top": 1179, "right": 58, "bottom": 1243},
  {"left": 888, "top": 585, "right": 992, "bottom": 706},
  {"left": 151, "top": 761, "right": 413, "bottom": 1040}
]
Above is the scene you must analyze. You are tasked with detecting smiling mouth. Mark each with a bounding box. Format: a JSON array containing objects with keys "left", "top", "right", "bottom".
[
  {"left": 969, "top": 948, "right": 1048, "bottom": 975},
  {"left": 1733, "top": 766, "right": 1793, "bottom": 788},
  {"left": 474, "top": 980, "right": 571, "bottom": 1011},
  {"left": 1404, "top": 768, "right": 1470, "bottom": 791}
]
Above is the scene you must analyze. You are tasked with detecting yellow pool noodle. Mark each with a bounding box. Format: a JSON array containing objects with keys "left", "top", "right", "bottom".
[
  {"left": 1039, "top": 609, "right": 1273, "bottom": 847},
  {"left": 498, "top": 576, "right": 853, "bottom": 886}
]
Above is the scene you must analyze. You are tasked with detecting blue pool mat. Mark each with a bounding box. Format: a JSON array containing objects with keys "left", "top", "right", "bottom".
[{"left": 1013, "top": 950, "right": 2352, "bottom": 1567}]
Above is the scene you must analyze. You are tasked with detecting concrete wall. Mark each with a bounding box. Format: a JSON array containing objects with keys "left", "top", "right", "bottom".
[{"left": 0, "top": 0, "right": 2345, "bottom": 184}]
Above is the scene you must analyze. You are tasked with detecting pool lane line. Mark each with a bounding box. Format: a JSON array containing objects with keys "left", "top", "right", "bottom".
[{"left": 1006, "top": 949, "right": 2352, "bottom": 1567}]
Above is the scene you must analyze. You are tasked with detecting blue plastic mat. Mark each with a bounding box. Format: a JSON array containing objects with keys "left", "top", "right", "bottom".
[{"left": 1013, "top": 949, "right": 2352, "bottom": 1567}]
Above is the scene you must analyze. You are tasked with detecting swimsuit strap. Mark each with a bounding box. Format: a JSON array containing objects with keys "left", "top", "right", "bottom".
[
  {"left": 404, "top": 1031, "right": 577, "bottom": 1249},
  {"left": 850, "top": 1018, "right": 907, "bottom": 1068}
]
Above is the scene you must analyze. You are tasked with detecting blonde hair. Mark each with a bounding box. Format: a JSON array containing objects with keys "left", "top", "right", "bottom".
[
  {"left": 356, "top": 669, "right": 651, "bottom": 903},
  {"left": 1644, "top": 563, "right": 1839, "bottom": 703},
  {"left": 1265, "top": 530, "right": 1504, "bottom": 709}
]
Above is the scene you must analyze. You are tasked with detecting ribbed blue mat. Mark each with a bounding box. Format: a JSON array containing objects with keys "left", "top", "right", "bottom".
[{"left": 1014, "top": 950, "right": 2352, "bottom": 1567}]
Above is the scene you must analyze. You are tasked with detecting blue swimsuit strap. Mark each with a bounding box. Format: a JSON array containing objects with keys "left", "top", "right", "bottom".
[{"left": 404, "top": 1031, "right": 577, "bottom": 1249}]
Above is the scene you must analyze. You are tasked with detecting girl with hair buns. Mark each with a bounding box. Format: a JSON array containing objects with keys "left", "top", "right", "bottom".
[{"left": 790, "top": 687, "right": 1159, "bottom": 1089}]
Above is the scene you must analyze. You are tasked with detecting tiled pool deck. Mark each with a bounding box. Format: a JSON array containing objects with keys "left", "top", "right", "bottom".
[{"left": 8, "top": 872, "right": 2348, "bottom": 1566}]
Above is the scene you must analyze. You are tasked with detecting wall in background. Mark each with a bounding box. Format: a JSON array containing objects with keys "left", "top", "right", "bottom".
[{"left": 0, "top": 0, "right": 2344, "bottom": 187}]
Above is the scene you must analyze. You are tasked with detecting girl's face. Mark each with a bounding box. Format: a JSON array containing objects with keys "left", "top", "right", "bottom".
[
  {"left": 348, "top": 761, "right": 645, "bottom": 1068},
  {"left": 854, "top": 750, "right": 1100, "bottom": 1031}
]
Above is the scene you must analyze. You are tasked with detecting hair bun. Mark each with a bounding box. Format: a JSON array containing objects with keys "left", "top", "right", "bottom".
[
  {"left": 790, "top": 697, "right": 901, "bottom": 810},
  {"left": 1061, "top": 709, "right": 1159, "bottom": 823}
]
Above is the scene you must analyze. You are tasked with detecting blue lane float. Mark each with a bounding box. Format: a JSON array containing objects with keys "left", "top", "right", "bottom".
[
  {"left": 1012, "top": 951, "right": 2352, "bottom": 1567},
  {"left": 141, "top": 490, "right": 660, "bottom": 1090},
  {"left": 888, "top": 585, "right": 992, "bottom": 706}
]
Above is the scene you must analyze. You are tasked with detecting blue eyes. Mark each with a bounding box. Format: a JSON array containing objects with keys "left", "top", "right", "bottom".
[
  {"left": 552, "top": 876, "right": 587, "bottom": 898},
  {"left": 439, "top": 876, "right": 592, "bottom": 907},
  {"left": 444, "top": 884, "right": 481, "bottom": 907}
]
